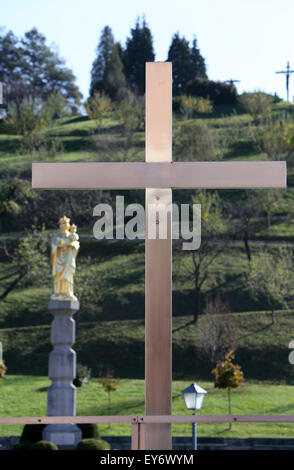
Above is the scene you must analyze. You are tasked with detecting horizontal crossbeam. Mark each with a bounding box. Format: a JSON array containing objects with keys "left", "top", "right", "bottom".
[
  {"left": 0, "top": 416, "right": 138, "bottom": 425},
  {"left": 138, "top": 414, "right": 294, "bottom": 423},
  {"left": 32, "top": 161, "right": 286, "bottom": 190},
  {"left": 1, "top": 415, "right": 294, "bottom": 425}
]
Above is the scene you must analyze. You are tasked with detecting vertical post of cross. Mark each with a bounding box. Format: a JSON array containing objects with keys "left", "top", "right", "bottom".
[{"left": 145, "top": 62, "right": 173, "bottom": 450}]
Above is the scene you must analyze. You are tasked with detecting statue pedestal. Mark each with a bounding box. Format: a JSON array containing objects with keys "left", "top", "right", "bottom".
[{"left": 42, "top": 300, "right": 82, "bottom": 450}]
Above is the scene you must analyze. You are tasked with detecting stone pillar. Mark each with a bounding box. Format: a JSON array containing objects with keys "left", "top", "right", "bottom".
[{"left": 43, "top": 300, "right": 82, "bottom": 449}]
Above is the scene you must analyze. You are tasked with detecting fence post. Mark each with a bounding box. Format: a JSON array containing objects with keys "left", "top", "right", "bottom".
[{"left": 131, "top": 418, "right": 139, "bottom": 450}]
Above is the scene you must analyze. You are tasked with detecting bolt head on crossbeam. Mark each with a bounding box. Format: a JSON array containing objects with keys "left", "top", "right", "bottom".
[{"left": 32, "top": 161, "right": 286, "bottom": 190}]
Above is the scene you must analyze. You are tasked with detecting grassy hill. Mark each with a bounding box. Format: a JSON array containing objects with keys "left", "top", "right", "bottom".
[
  {"left": 0, "top": 309, "right": 294, "bottom": 382},
  {"left": 1, "top": 100, "right": 294, "bottom": 388}
]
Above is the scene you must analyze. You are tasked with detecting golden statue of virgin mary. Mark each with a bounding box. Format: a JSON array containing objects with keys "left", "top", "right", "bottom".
[{"left": 50, "top": 216, "right": 80, "bottom": 301}]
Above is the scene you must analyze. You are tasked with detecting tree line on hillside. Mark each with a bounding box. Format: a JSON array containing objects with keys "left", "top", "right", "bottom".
[
  {"left": 0, "top": 17, "right": 238, "bottom": 111},
  {"left": 89, "top": 17, "right": 237, "bottom": 105},
  {"left": 89, "top": 17, "right": 207, "bottom": 98},
  {"left": 0, "top": 18, "right": 239, "bottom": 156}
]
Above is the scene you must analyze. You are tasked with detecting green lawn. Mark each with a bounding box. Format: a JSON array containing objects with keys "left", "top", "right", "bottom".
[{"left": 1, "top": 375, "right": 294, "bottom": 439}]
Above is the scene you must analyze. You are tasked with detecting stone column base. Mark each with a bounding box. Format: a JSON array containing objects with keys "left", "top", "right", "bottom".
[{"left": 42, "top": 423, "right": 82, "bottom": 450}]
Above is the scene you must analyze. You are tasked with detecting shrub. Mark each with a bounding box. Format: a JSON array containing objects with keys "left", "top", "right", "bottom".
[
  {"left": 179, "top": 95, "right": 213, "bottom": 119},
  {"left": 250, "top": 117, "right": 294, "bottom": 164},
  {"left": 173, "top": 120, "right": 217, "bottom": 161},
  {"left": 76, "top": 438, "right": 110, "bottom": 451},
  {"left": 30, "top": 440, "right": 59, "bottom": 450},
  {"left": 77, "top": 423, "right": 100, "bottom": 439},
  {"left": 115, "top": 92, "right": 145, "bottom": 138},
  {"left": 36, "top": 136, "right": 64, "bottom": 160},
  {"left": 45, "top": 91, "right": 70, "bottom": 119},
  {"left": 3, "top": 96, "right": 56, "bottom": 153},
  {"left": 184, "top": 77, "right": 238, "bottom": 106},
  {"left": 4, "top": 97, "right": 51, "bottom": 136},
  {"left": 19, "top": 424, "right": 46, "bottom": 443},
  {"left": 239, "top": 92, "right": 273, "bottom": 122},
  {"left": 85, "top": 91, "right": 112, "bottom": 128},
  {"left": 19, "top": 422, "right": 100, "bottom": 446},
  {"left": 13, "top": 440, "right": 32, "bottom": 451}
]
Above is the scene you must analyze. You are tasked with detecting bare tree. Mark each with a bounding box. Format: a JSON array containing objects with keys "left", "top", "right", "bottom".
[
  {"left": 246, "top": 246, "right": 294, "bottom": 323},
  {"left": 224, "top": 190, "right": 260, "bottom": 262},
  {"left": 196, "top": 295, "right": 238, "bottom": 365},
  {"left": 175, "top": 190, "right": 229, "bottom": 323}
]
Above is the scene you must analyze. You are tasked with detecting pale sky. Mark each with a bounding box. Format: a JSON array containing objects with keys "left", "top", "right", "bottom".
[{"left": 1, "top": 0, "right": 294, "bottom": 101}]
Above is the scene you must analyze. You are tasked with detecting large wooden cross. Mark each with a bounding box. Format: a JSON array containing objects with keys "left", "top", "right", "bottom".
[{"left": 32, "top": 63, "right": 286, "bottom": 450}]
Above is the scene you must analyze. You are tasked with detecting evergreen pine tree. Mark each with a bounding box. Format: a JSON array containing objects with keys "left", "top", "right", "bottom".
[
  {"left": 167, "top": 33, "right": 207, "bottom": 96},
  {"left": 20, "top": 28, "right": 52, "bottom": 98},
  {"left": 123, "top": 16, "right": 155, "bottom": 95},
  {"left": 0, "top": 30, "right": 25, "bottom": 103},
  {"left": 90, "top": 26, "right": 128, "bottom": 101},
  {"left": 0, "top": 30, "right": 22, "bottom": 82},
  {"left": 190, "top": 37, "right": 207, "bottom": 79},
  {"left": 90, "top": 26, "right": 115, "bottom": 97},
  {"left": 104, "top": 43, "right": 128, "bottom": 101},
  {"left": 167, "top": 33, "right": 191, "bottom": 96},
  {"left": 0, "top": 27, "right": 81, "bottom": 106},
  {"left": 90, "top": 26, "right": 114, "bottom": 96}
]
